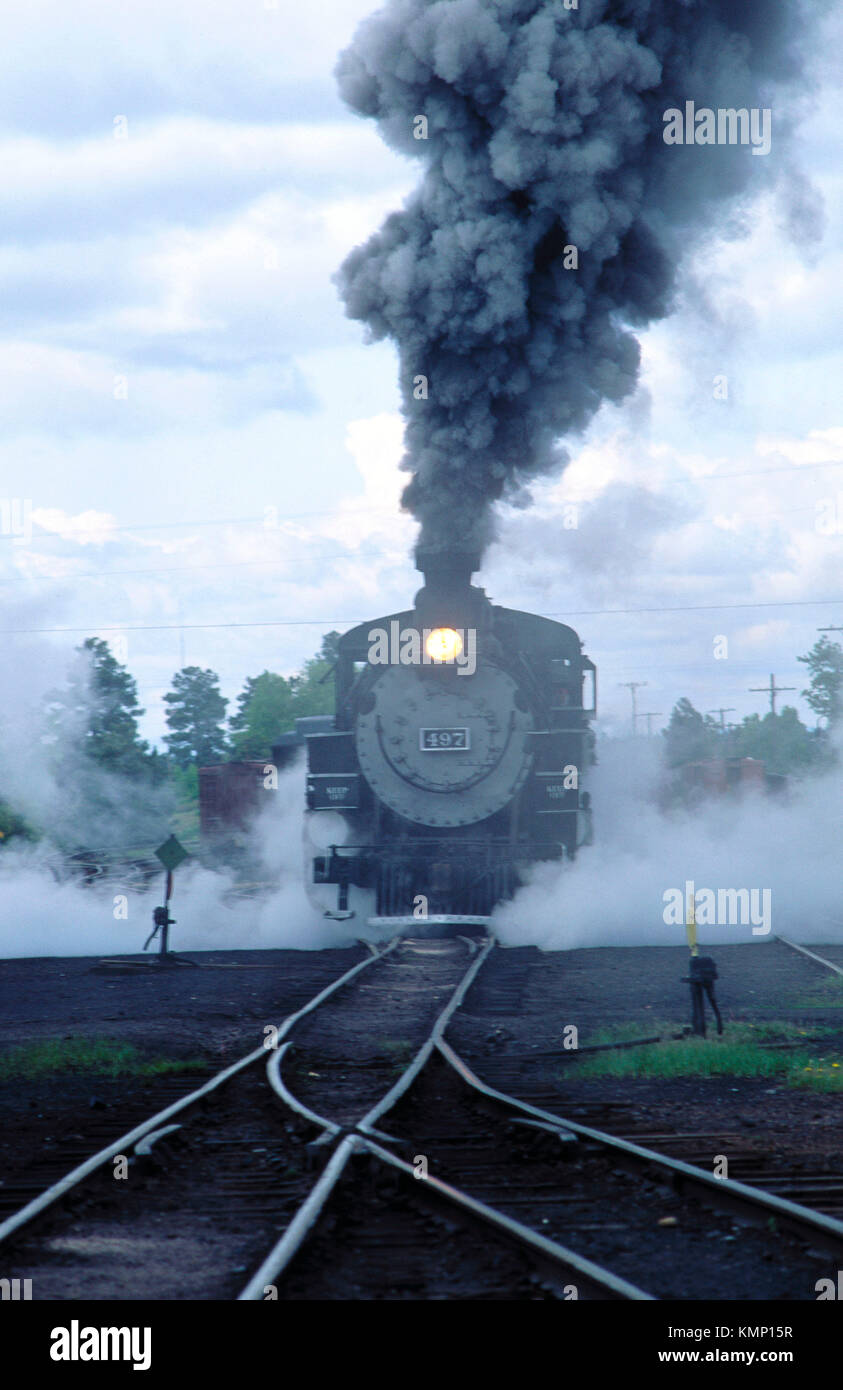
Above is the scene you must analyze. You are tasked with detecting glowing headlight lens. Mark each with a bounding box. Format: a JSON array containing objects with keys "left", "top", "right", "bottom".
[{"left": 425, "top": 627, "right": 463, "bottom": 662}]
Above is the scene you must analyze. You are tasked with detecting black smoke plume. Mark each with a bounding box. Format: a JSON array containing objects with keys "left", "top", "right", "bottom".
[{"left": 335, "top": 0, "right": 822, "bottom": 556}]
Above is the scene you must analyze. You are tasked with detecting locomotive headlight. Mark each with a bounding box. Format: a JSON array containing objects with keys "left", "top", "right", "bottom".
[{"left": 425, "top": 627, "right": 463, "bottom": 663}]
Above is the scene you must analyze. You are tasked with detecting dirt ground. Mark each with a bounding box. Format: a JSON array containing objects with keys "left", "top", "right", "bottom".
[{"left": 1, "top": 937, "right": 842, "bottom": 1252}]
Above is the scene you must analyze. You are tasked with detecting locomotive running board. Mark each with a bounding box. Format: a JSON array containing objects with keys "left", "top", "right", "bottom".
[{"left": 367, "top": 915, "right": 491, "bottom": 929}]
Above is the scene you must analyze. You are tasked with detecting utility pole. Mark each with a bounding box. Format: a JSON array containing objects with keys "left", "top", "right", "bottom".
[
  {"left": 619, "top": 681, "right": 647, "bottom": 735},
  {"left": 818, "top": 625, "right": 843, "bottom": 634},
  {"left": 708, "top": 707, "right": 735, "bottom": 730},
  {"left": 748, "top": 674, "right": 795, "bottom": 716},
  {"left": 640, "top": 712, "right": 663, "bottom": 737}
]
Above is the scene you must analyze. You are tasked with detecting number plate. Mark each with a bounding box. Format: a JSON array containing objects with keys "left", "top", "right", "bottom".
[{"left": 419, "top": 727, "right": 470, "bottom": 751}]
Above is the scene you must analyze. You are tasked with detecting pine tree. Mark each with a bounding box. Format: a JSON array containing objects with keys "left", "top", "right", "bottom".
[
  {"left": 46, "top": 637, "right": 152, "bottom": 778},
  {"left": 163, "top": 667, "right": 228, "bottom": 769},
  {"left": 43, "top": 638, "right": 173, "bottom": 849}
]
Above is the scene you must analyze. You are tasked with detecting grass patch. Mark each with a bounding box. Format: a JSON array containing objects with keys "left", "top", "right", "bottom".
[
  {"left": 787, "top": 978, "right": 843, "bottom": 1011},
  {"left": 374, "top": 1037, "right": 414, "bottom": 1077},
  {"left": 567, "top": 1020, "right": 843, "bottom": 1091},
  {"left": 573, "top": 1037, "right": 786, "bottom": 1081},
  {"left": 375, "top": 1037, "right": 414, "bottom": 1060},
  {"left": 579, "top": 1020, "right": 678, "bottom": 1047},
  {"left": 0, "top": 1037, "right": 208, "bottom": 1082},
  {"left": 788, "top": 1059, "right": 843, "bottom": 1092},
  {"left": 580, "top": 1019, "right": 833, "bottom": 1049}
]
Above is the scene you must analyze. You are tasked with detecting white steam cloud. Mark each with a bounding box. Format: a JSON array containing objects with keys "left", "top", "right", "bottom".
[
  {"left": 0, "top": 761, "right": 350, "bottom": 959},
  {"left": 0, "top": 627, "right": 346, "bottom": 958},
  {"left": 493, "top": 735, "right": 843, "bottom": 951}
]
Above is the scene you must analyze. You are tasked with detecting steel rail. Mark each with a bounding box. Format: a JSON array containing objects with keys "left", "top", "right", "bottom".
[
  {"left": 243, "top": 938, "right": 654, "bottom": 1301},
  {"left": 775, "top": 935, "right": 843, "bottom": 978},
  {"left": 266, "top": 1042, "right": 342, "bottom": 1139},
  {"left": 357, "top": 1137, "right": 654, "bottom": 1300},
  {"left": 239, "top": 937, "right": 495, "bottom": 1298},
  {"left": 0, "top": 938, "right": 401, "bottom": 1248},
  {"left": 244, "top": 941, "right": 843, "bottom": 1302},
  {"left": 305, "top": 933, "right": 496, "bottom": 1150},
  {"left": 356, "top": 934, "right": 495, "bottom": 1135},
  {"left": 265, "top": 1043, "right": 397, "bottom": 1144},
  {"left": 237, "top": 1133, "right": 363, "bottom": 1302},
  {"left": 437, "top": 1039, "right": 843, "bottom": 1256}
]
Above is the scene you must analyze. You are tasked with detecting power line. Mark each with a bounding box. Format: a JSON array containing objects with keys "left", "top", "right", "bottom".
[
  {"left": 682, "top": 461, "right": 843, "bottom": 481},
  {"left": 0, "top": 507, "right": 404, "bottom": 549},
  {"left": 1, "top": 619, "right": 351, "bottom": 636},
  {"left": 5, "top": 496, "right": 825, "bottom": 560},
  {"left": 5, "top": 594, "right": 843, "bottom": 637},
  {"left": 546, "top": 597, "right": 843, "bottom": 617},
  {"left": 0, "top": 548, "right": 393, "bottom": 586},
  {"left": 3, "top": 456, "right": 840, "bottom": 551}
]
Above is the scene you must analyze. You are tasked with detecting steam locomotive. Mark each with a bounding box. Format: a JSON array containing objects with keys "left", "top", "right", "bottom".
[{"left": 304, "top": 547, "right": 596, "bottom": 933}]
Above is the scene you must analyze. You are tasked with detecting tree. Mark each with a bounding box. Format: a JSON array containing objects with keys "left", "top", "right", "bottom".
[
  {"left": 662, "top": 698, "right": 719, "bottom": 767},
  {"left": 163, "top": 667, "right": 228, "bottom": 769},
  {"left": 46, "top": 637, "right": 152, "bottom": 778},
  {"left": 798, "top": 635, "right": 843, "bottom": 727},
  {"left": 42, "top": 638, "right": 174, "bottom": 850},
  {"left": 288, "top": 631, "right": 341, "bottom": 723},
  {"left": 731, "top": 706, "right": 821, "bottom": 776},
  {"left": 170, "top": 763, "right": 199, "bottom": 803},
  {"left": 229, "top": 672, "right": 296, "bottom": 760}
]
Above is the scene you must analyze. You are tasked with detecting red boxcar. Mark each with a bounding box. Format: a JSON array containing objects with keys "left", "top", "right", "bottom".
[{"left": 198, "top": 761, "right": 269, "bottom": 843}]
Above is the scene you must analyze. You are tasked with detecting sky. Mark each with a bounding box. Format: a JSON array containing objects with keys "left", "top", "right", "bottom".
[{"left": 1, "top": 0, "right": 842, "bottom": 747}]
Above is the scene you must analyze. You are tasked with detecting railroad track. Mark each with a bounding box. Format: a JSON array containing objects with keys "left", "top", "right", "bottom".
[
  {"left": 241, "top": 935, "right": 648, "bottom": 1300},
  {"left": 582, "top": 938, "right": 843, "bottom": 1222},
  {"left": 0, "top": 939, "right": 413, "bottom": 1297},
  {"left": 0, "top": 934, "right": 535, "bottom": 1299},
  {"left": 4, "top": 932, "right": 843, "bottom": 1300},
  {"left": 235, "top": 937, "right": 843, "bottom": 1302}
]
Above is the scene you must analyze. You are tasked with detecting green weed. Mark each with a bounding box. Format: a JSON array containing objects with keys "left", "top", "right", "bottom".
[{"left": 0, "top": 1037, "right": 208, "bottom": 1081}]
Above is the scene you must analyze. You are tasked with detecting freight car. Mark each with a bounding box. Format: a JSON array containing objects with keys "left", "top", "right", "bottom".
[
  {"left": 673, "top": 757, "right": 787, "bottom": 801},
  {"left": 305, "top": 547, "right": 596, "bottom": 932}
]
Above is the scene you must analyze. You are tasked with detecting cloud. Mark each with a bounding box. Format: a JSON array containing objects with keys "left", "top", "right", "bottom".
[
  {"left": 0, "top": 0, "right": 385, "bottom": 139},
  {"left": 0, "top": 120, "right": 408, "bottom": 244},
  {"left": 0, "top": 341, "right": 315, "bottom": 441},
  {"left": 31, "top": 509, "right": 117, "bottom": 546},
  {"left": 0, "top": 0, "right": 838, "bottom": 758}
]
